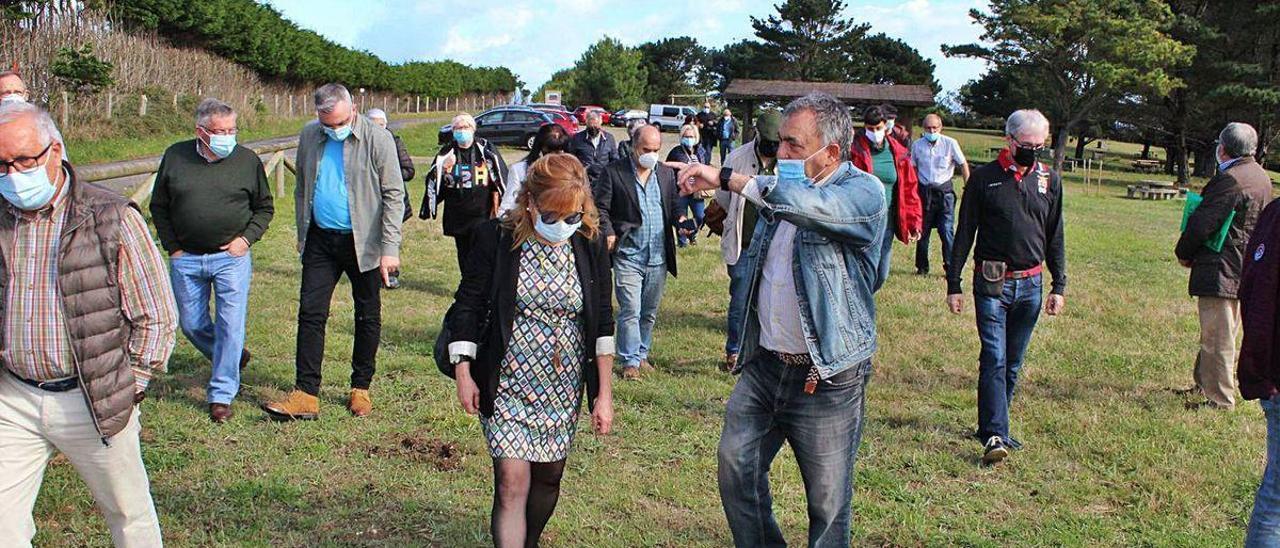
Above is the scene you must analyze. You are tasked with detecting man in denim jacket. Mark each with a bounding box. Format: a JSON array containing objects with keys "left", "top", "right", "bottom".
[{"left": 669, "top": 92, "right": 886, "bottom": 548}]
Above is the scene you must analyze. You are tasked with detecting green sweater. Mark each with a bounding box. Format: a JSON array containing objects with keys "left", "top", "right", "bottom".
[{"left": 150, "top": 140, "right": 274, "bottom": 255}]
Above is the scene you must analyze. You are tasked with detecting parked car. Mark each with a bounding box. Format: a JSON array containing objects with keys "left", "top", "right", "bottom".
[
  {"left": 573, "top": 105, "right": 611, "bottom": 125},
  {"left": 529, "top": 102, "right": 572, "bottom": 116},
  {"left": 648, "top": 104, "right": 697, "bottom": 132},
  {"left": 546, "top": 110, "right": 581, "bottom": 134},
  {"left": 610, "top": 109, "right": 648, "bottom": 127},
  {"left": 437, "top": 106, "right": 555, "bottom": 150}
]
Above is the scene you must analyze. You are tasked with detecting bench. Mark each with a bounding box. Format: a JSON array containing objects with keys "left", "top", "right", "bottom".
[{"left": 1132, "top": 159, "right": 1162, "bottom": 173}]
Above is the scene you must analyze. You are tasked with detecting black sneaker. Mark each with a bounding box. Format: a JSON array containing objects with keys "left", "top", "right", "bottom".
[
  {"left": 982, "top": 436, "right": 1009, "bottom": 465},
  {"left": 916, "top": 268, "right": 929, "bottom": 276}
]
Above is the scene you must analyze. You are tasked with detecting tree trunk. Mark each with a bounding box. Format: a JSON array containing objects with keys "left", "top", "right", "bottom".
[
  {"left": 1073, "top": 134, "right": 1093, "bottom": 161},
  {"left": 1053, "top": 125, "right": 1070, "bottom": 174},
  {"left": 1193, "top": 145, "right": 1216, "bottom": 177},
  {"left": 1141, "top": 141, "right": 1151, "bottom": 160}
]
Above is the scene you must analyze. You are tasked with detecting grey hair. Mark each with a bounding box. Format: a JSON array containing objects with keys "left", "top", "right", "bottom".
[
  {"left": 631, "top": 122, "right": 659, "bottom": 144},
  {"left": 782, "top": 92, "right": 853, "bottom": 148},
  {"left": 314, "top": 83, "right": 352, "bottom": 114},
  {"left": 195, "top": 98, "right": 236, "bottom": 127},
  {"left": 1219, "top": 122, "right": 1258, "bottom": 159},
  {"left": 1005, "top": 109, "right": 1050, "bottom": 139},
  {"left": 365, "top": 108, "right": 387, "bottom": 122},
  {"left": 586, "top": 110, "right": 603, "bottom": 123},
  {"left": 0, "top": 101, "right": 60, "bottom": 147},
  {"left": 625, "top": 117, "right": 648, "bottom": 132}
]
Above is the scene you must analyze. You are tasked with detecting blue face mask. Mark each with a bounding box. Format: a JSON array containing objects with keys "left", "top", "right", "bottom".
[
  {"left": 324, "top": 123, "right": 351, "bottom": 141},
  {"left": 453, "top": 129, "right": 474, "bottom": 147},
  {"left": 776, "top": 144, "right": 830, "bottom": 184},
  {"left": 885, "top": 119, "right": 896, "bottom": 132},
  {"left": 0, "top": 158, "right": 58, "bottom": 210},
  {"left": 534, "top": 215, "right": 581, "bottom": 243},
  {"left": 680, "top": 136, "right": 697, "bottom": 148},
  {"left": 205, "top": 133, "right": 237, "bottom": 159},
  {"left": 923, "top": 132, "right": 940, "bottom": 143}
]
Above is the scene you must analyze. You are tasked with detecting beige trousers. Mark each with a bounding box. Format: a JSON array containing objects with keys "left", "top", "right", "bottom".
[
  {"left": 1194, "top": 296, "right": 1242, "bottom": 409},
  {"left": 0, "top": 374, "right": 162, "bottom": 547}
]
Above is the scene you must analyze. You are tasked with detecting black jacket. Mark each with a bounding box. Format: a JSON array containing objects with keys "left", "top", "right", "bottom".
[
  {"left": 392, "top": 133, "right": 414, "bottom": 220},
  {"left": 449, "top": 220, "right": 614, "bottom": 418},
  {"left": 1175, "top": 157, "right": 1273, "bottom": 298},
  {"left": 1239, "top": 199, "right": 1280, "bottom": 400},
  {"left": 593, "top": 158, "right": 681, "bottom": 277},
  {"left": 421, "top": 139, "right": 507, "bottom": 236},
  {"left": 571, "top": 129, "right": 619, "bottom": 183}
]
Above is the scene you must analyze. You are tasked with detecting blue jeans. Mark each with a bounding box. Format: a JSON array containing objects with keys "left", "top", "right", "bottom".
[
  {"left": 876, "top": 215, "right": 895, "bottom": 289},
  {"left": 974, "top": 274, "right": 1043, "bottom": 444},
  {"left": 725, "top": 259, "right": 752, "bottom": 355},
  {"left": 169, "top": 251, "right": 252, "bottom": 405},
  {"left": 915, "top": 187, "right": 955, "bottom": 273},
  {"left": 614, "top": 260, "right": 667, "bottom": 368},
  {"left": 676, "top": 195, "right": 706, "bottom": 245},
  {"left": 1247, "top": 396, "right": 1280, "bottom": 546},
  {"left": 718, "top": 352, "right": 871, "bottom": 548},
  {"left": 720, "top": 139, "right": 735, "bottom": 164}
]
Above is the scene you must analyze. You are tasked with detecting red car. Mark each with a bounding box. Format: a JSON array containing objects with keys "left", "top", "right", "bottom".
[
  {"left": 546, "top": 110, "right": 581, "bottom": 134},
  {"left": 573, "top": 105, "right": 611, "bottom": 125}
]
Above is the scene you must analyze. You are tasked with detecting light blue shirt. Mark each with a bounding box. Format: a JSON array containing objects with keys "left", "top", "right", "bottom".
[
  {"left": 312, "top": 136, "right": 351, "bottom": 231},
  {"left": 910, "top": 134, "right": 967, "bottom": 187},
  {"left": 616, "top": 166, "right": 665, "bottom": 268}
]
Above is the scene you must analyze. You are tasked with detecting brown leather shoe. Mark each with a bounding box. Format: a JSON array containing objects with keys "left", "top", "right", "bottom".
[
  {"left": 722, "top": 353, "right": 738, "bottom": 373},
  {"left": 239, "top": 349, "right": 251, "bottom": 371},
  {"left": 261, "top": 390, "right": 319, "bottom": 421},
  {"left": 348, "top": 388, "right": 372, "bottom": 417},
  {"left": 622, "top": 367, "right": 641, "bottom": 380},
  {"left": 639, "top": 360, "right": 656, "bottom": 373},
  {"left": 209, "top": 403, "right": 232, "bottom": 424}
]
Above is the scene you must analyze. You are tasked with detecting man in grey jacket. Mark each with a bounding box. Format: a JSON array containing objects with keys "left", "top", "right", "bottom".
[{"left": 263, "top": 83, "right": 404, "bottom": 420}]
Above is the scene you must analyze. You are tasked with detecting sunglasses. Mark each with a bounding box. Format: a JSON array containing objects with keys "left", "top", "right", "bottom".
[{"left": 538, "top": 210, "right": 584, "bottom": 225}]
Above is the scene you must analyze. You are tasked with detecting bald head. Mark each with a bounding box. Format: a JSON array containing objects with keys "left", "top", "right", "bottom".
[{"left": 631, "top": 124, "right": 662, "bottom": 166}]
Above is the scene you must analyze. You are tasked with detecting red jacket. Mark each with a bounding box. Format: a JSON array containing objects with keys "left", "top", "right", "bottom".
[{"left": 849, "top": 133, "right": 922, "bottom": 243}]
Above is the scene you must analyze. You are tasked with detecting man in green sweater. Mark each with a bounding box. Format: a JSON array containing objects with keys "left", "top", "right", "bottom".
[{"left": 150, "top": 98, "right": 274, "bottom": 423}]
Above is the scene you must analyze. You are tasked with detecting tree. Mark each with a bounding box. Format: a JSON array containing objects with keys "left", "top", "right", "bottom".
[
  {"left": 49, "top": 44, "right": 115, "bottom": 94},
  {"left": 945, "top": 0, "right": 1194, "bottom": 173},
  {"left": 706, "top": 39, "right": 780, "bottom": 91},
  {"left": 855, "top": 34, "right": 940, "bottom": 94},
  {"left": 638, "top": 37, "right": 708, "bottom": 103},
  {"left": 750, "top": 0, "right": 868, "bottom": 81},
  {"left": 567, "top": 37, "right": 647, "bottom": 109}
]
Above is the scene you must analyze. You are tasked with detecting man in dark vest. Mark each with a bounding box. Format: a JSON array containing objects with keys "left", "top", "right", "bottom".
[{"left": 0, "top": 103, "right": 177, "bottom": 546}]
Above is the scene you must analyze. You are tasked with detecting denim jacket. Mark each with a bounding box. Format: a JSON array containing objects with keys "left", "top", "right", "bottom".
[{"left": 735, "top": 162, "right": 887, "bottom": 379}]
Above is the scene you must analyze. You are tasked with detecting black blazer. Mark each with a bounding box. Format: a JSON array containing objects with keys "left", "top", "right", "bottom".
[
  {"left": 449, "top": 220, "right": 614, "bottom": 418},
  {"left": 593, "top": 158, "right": 681, "bottom": 277}
]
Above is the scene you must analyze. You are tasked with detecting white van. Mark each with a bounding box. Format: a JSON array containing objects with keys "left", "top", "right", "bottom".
[{"left": 648, "top": 104, "right": 697, "bottom": 132}]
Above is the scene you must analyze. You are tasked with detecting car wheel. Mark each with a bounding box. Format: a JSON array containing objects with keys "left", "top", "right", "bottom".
[{"left": 525, "top": 134, "right": 537, "bottom": 150}]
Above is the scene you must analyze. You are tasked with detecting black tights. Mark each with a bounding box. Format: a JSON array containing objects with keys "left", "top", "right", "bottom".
[{"left": 491, "top": 458, "right": 567, "bottom": 548}]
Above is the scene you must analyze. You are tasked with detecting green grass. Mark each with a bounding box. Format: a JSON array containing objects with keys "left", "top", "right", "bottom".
[{"left": 31, "top": 128, "right": 1266, "bottom": 546}]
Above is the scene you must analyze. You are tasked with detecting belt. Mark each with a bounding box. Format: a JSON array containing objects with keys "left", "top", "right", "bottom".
[
  {"left": 770, "top": 350, "right": 821, "bottom": 395},
  {"left": 11, "top": 373, "right": 78, "bottom": 392},
  {"left": 310, "top": 225, "right": 353, "bottom": 236},
  {"left": 1006, "top": 264, "right": 1043, "bottom": 279}
]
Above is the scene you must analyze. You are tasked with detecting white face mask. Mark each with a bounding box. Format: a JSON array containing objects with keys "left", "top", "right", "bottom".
[
  {"left": 0, "top": 94, "right": 26, "bottom": 105},
  {"left": 867, "top": 128, "right": 885, "bottom": 144},
  {"left": 637, "top": 152, "right": 659, "bottom": 170}
]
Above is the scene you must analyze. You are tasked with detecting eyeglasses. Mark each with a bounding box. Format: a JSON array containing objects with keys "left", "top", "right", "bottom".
[
  {"left": 0, "top": 142, "right": 53, "bottom": 175},
  {"left": 199, "top": 125, "right": 238, "bottom": 136},
  {"left": 539, "top": 210, "right": 583, "bottom": 225},
  {"left": 1010, "top": 137, "right": 1046, "bottom": 151}
]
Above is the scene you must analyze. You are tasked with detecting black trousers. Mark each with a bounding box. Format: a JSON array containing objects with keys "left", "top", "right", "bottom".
[
  {"left": 452, "top": 230, "right": 475, "bottom": 273},
  {"left": 295, "top": 225, "right": 382, "bottom": 395}
]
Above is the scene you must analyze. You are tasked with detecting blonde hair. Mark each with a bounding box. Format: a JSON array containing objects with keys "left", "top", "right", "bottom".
[
  {"left": 680, "top": 123, "right": 700, "bottom": 144},
  {"left": 505, "top": 153, "right": 600, "bottom": 247}
]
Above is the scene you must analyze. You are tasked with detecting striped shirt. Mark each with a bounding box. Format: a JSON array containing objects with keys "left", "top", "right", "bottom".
[{"left": 3, "top": 175, "right": 177, "bottom": 392}]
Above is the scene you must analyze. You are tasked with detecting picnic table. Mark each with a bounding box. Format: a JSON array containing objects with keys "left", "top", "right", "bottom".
[{"left": 1132, "top": 159, "right": 1162, "bottom": 173}]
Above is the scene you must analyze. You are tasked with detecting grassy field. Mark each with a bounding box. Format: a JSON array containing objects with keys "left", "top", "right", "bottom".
[{"left": 30, "top": 126, "right": 1270, "bottom": 546}]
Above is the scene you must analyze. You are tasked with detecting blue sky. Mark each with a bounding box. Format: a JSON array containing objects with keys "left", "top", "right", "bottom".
[{"left": 263, "top": 0, "right": 991, "bottom": 98}]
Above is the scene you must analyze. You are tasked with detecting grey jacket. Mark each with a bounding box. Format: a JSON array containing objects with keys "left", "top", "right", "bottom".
[{"left": 295, "top": 114, "right": 404, "bottom": 272}]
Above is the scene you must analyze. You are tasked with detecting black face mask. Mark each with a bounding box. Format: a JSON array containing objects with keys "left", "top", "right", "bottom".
[
  {"left": 756, "top": 139, "right": 780, "bottom": 158},
  {"left": 587, "top": 127, "right": 600, "bottom": 136},
  {"left": 1013, "top": 145, "right": 1037, "bottom": 167}
]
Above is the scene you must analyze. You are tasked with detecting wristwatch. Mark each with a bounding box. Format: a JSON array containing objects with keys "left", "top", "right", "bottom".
[
  {"left": 450, "top": 353, "right": 473, "bottom": 365},
  {"left": 719, "top": 167, "right": 734, "bottom": 191}
]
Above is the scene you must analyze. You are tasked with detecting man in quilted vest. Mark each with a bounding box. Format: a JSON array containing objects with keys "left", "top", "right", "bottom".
[{"left": 0, "top": 103, "right": 177, "bottom": 546}]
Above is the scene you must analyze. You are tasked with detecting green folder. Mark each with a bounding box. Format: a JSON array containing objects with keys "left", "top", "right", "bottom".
[{"left": 1181, "top": 191, "right": 1235, "bottom": 252}]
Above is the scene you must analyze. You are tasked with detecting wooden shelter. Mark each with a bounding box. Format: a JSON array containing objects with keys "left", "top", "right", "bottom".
[{"left": 721, "top": 78, "right": 936, "bottom": 139}]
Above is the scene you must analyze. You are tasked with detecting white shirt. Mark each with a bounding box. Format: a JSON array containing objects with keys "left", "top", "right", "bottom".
[
  {"left": 497, "top": 160, "right": 530, "bottom": 217},
  {"left": 910, "top": 134, "right": 967, "bottom": 186},
  {"left": 741, "top": 170, "right": 837, "bottom": 355}
]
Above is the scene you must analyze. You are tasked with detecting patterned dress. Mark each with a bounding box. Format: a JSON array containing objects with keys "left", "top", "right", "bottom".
[{"left": 483, "top": 238, "right": 585, "bottom": 462}]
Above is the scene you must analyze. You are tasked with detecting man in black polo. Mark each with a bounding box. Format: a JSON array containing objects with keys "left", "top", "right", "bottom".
[{"left": 946, "top": 109, "right": 1067, "bottom": 465}]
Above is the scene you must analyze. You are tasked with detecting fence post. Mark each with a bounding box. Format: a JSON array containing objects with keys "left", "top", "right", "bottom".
[
  {"left": 288, "top": 94, "right": 293, "bottom": 116},
  {"left": 172, "top": 93, "right": 178, "bottom": 109},
  {"left": 274, "top": 94, "right": 279, "bottom": 114},
  {"left": 139, "top": 94, "right": 148, "bottom": 116},
  {"left": 274, "top": 152, "right": 287, "bottom": 197},
  {"left": 106, "top": 92, "right": 113, "bottom": 118},
  {"left": 60, "top": 92, "right": 69, "bottom": 129}
]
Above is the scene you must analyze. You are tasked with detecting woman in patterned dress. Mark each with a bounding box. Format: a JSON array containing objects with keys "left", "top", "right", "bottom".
[{"left": 447, "top": 153, "right": 615, "bottom": 548}]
